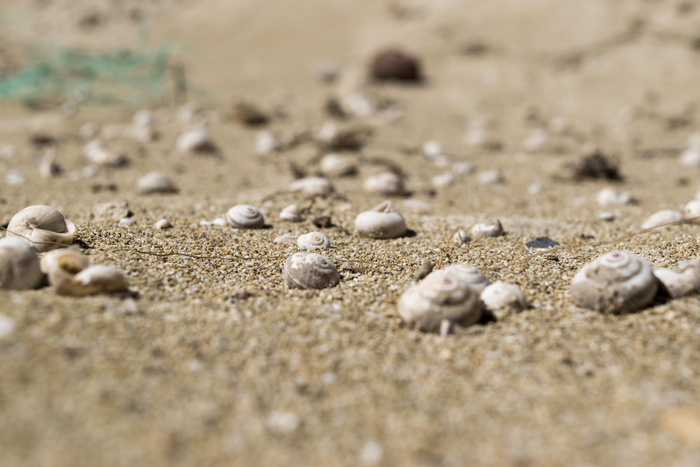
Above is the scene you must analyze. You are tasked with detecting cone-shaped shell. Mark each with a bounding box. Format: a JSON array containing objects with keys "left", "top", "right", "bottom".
[{"left": 6, "top": 205, "right": 76, "bottom": 252}]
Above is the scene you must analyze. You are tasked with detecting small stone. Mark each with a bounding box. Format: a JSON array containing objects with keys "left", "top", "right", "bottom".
[
  {"left": 526, "top": 237, "right": 559, "bottom": 249},
  {"left": 154, "top": 219, "right": 172, "bottom": 230},
  {"left": 369, "top": 48, "right": 422, "bottom": 82},
  {"left": 0, "top": 315, "right": 16, "bottom": 338},
  {"left": 119, "top": 218, "right": 134, "bottom": 226}
]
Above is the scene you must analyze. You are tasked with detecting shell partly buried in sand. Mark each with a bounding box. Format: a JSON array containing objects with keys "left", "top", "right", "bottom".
[
  {"left": 6, "top": 205, "right": 76, "bottom": 252},
  {"left": 354, "top": 201, "right": 407, "bottom": 239},
  {"left": 283, "top": 252, "right": 339, "bottom": 289},
  {"left": 40, "top": 248, "right": 128, "bottom": 296},
  {"left": 480, "top": 281, "right": 528, "bottom": 313},
  {"left": 653, "top": 259, "right": 700, "bottom": 299},
  {"left": 569, "top": 250, "right": 657, "bottom": 314},
  {"left": 225, "top": 204, "right": 265, "bottom": 229},
  {"left": 470, "top": 220, "right": 504, "bottom": 238},
  {"left": 0, "top": 237, "right": 43, "bottom": 290}
]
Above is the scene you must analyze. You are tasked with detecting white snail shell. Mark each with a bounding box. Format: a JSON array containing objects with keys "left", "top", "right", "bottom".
[
  {"left": 40, "top": 248, "right": 128, "bottom": 296},
  {"left": 0, "top": 237, "right": 43, "bottom": 290},
  {"left": 279, "top": 204, "right": 303, "bottom": 222},
  {"left": 397, "top": 267, "right": 483, "bottom": 333},
  {"left": 283, "top": 252, "right": 339, "bottom": 289},
  {"left": 6, "top": 205, "right": 76, "bottom": 252},
  {"left": 320, "top": 153, "right": 358, "bottom": 177},
  {"left": 442, "top": 263, "right": 489, "bottom": 293},
  {"left": 289, "top": 177, "right": 335, "bottom": 198},
  {"left": 683, "top": 200, "right": 700, "bottom": 218},
  {"left": 653, "top": 259, "right": 700, "bottom": 298},
  {"left": 297, "top": 231, "right": 331, "bottom": 250},
  {"left": 480, "top": 281, "right": 528, "bottom": 313},
  {"left": 596, "top": 187, "right": 633, "bottom": 207},
  {"left": 354, "top": 201, "right": 407, "bottom": 239},
  {"left": 137, "top": 171, "right": 178, "bottom": 194},
  {"left": 470, "top": 220, "right": 504, "bottom": 238},
  {"left": 176, "top": 127, "right": 214, "bottom": 153},
  {"left": 569, "top": 250, "right": 657, "bottom": 314},
  {"left": 83, "top": 140, "right": 127, "bottom": 167},
  {"left": 225, "top": 204, "right": 265, "bottom": 229},
  {"left": 452, "top": 230, "right": 471, "bottom": 245},
  {"left": 641, "top": 209, "right": 683, "bottom": 230},
  {"left": 363, "top": 171, "right": 405, "bottom": 196}
]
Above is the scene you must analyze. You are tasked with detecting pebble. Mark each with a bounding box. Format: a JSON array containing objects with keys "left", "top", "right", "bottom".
[{"left": 0, "top": 315, "right": 16, "bottom": 338}]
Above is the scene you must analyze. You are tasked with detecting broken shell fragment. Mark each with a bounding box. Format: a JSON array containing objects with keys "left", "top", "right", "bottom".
[
  {"left": 683, "top": 200, "right": 700, "bottom": 218},
  {"left": 470, "top": 220, "right": 504, "bottom": 238},
  {"left": 354, "top": 201, "right": 407, "bottom": 239},
  {"left": 40, "top": 248, "right": 128, "bottom": 296},
  {"left": 641, "top": 209, "right": 683, "bottom": 230},
  {"left": 480, "top": 281, "right": 528, "bottom": 314},
  {"left": 225, "top": 205, "right": 265, "bottom": 229},
  {"left": 654, "top": 259, "right": 700, "bottom": 298},
  {"left": 283, "top": 252, "right": 339, "bottom": 289},
  {"left": 137, "top": 171, "right": 178, "bottom": 194},
  {"left": 297, "top": 231, "right": 331, "bottom": 250},
  {"left": 0, "top": 237, "right": 43, "bottom": 290},
  {"left": 6, "top": 205, "right": 76, "bottom": 252}
]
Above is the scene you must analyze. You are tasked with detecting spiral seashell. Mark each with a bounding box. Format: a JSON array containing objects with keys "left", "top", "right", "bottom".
[
  {"left": 480, "top": 281, "right": 528, "bottom": 314},
  {"left": 6, "top": 205, "right": 76, "bottom": 252},
  {"left": 569, "top": 250, "right": 657, "bottom": 314},
  {"left": 279, "top": 204, "right": 303, "bottom": 222},
  {"left": 40, "top": 248, "right": 128, "bottom": 296},
  {"left": 0, "top": 237, "right": 43, "bottom": 290},
  {"left": 354, "top": 201, "right": 407, "bottom": 239},
  {"left": 225, "top": 204, "right": 265, "bottom": 229},
  {"left": 641, "top": 209, "right": 683, "bottom": 230},
  {"left": 397, "top": 268, "right": 483, "bottom": 332},
  {"left": 470, "top": 220, "right": 504, "bottom": 238},
  {"left": 289, "top": 177, "right": 335, "bottom": 198},
  {"left": 452, "top": 230, "right": 471, "bottom": 245},
  {"left": 297, "top": 231, "right": 331, "bottom": 250},
  {"left": 363, "top": 171, "right": 405, "bottom": 196},
  {"left": 442, "top": 264, "right": 489, "bottom": 293},
  {"left": 653, "top": 259, "right": 700, "bottom": 298},
  {"left": 320, "top": 153, "right": 358, "bottom": 177},
  {"left": 137, "top": 171, "right": 178, "bottom": 194},
  {"left": 283, "top": 252, "right": 339, "bottom": 289}
]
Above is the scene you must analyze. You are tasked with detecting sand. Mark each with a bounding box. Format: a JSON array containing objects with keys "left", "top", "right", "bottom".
[{"left": 1, "top": 0, "right": 700, "bottom": 466}]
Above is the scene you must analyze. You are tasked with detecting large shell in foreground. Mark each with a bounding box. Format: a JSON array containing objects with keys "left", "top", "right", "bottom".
[
  {"left": 569, "top": 251, "right": 657, "bottom": 314},
  {"left": 354, "top": 201, "right": 407, "bottom": 239},
  {"left": 283, "top": 252, "right": 339, "bottom": 289},
  {"left": 40, "top": 248, "right": 128, "bottom": 296},
  {"left": 225, "top": 204, "right": 265, "bottom": 229},
  {"left": 397, "top": 268, "right": 482, "bottom": 332},
  {"left": 653, "top": 259, "right": 700, "bottom": 298},
  {"left": 0, "top": 237, "right": 43, "bottom": 290},
  {"left": 6, "top": 205, "right": 76, "bottom": 252}
]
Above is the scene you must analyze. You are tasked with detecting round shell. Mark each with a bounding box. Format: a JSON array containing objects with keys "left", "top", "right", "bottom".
[
  {"left": 442, "top": 264, "right": 490, "bottom": 293},
  {"left": 283, "top": 252, "right": 339, "bottom": 289},
  {"left": 480, "top": 281, "right": 528, "bottom": 312},
  {"left": 363, "top": 172, "right": 405, "bottom": 196},
  {"left": 397, "top": 268, "right": 482, "bottom": 332},
  {"left": 137, "top": 171, "right": 178, "bottom": 194},
  {"left": 354, "top": 201, "right": 407, "bottom": 239},
  {"left": 0, "top": 237, "right": 43, "bottom": 290},
  {"left": 279, "top": 204, "right": 303, "bottom": 222},
  {"left": 653, "top": 259, "right": 700, "bottom": 298},
  {"left": 297, "top": 232, "right": 331, "bottom": 251},
  {"left": 6, "top": 205, "right": 76, "bottom": 252},
  {"left": 40, "top": 248, "right": 128, "bottom": 296},
  {"left": 569, "top": 250, "right": 657, "bottom": 314},
  {"left": 225, "top": 204, "right": 265, "bottom": 229},
  {"left": 470, "top": 220, "right": 504, "bottom": 238}
]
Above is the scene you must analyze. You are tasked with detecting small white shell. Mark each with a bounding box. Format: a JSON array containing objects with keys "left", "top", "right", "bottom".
[
  {"left": 477, "top": 169, "right": 504, "bottom": 185},
  {"left": 363, "top": 172, "right": 405, "bottom": 196},
  {"left": 255, "top": 130, "right": 277, "bottom": 155},
  {"left": 137, "top": 171, "right": 178, "bottom": 194},
  {"left": 0, "top": 237, "right": 43, "bottom": 290},
  {"left": 569, "top": 250, "right": 657, "bottom": 314},
  {"left": 83, "top": 140, "right": 127, "bottom": 167},
  {"left": 442, "top": 264, "right": 489, "bottom": 293},
  {"left": 683, "top": 200, "right": 700, "bottom": 218},
  {"left": 470, "top": 220, "right": 504, "bottom": 238},
  {"left": 283, "top": 252, "right": 339, "bottom": 289},
  {"left": 354, "top": 201, "right": 407, "bottom": 239},
  {"left": 40, "top": 248, "right": 128, "bottom": 296},
  {"left": 320, "top": 153, "right": 358, "bottom": 177},
  {"left": 641, "top": 209, "right": 683, "bottom": 229},
  {"left": 176, "top": 127, "right": 215, "bottom": 153},
  {"left": 432, "top": 172, "right": 454, "bottom": 188},
  {"left": 654, "top": 259, "right": 700, "bottom": 298},
  {"left": 279, "top": 204, "right": 304, "bottom": 222},
  {"left": 297, "top": 231, "right": 331, "bottom": 250},
  {"left": 452, "top": 230, "right": 471, "bottom": 245},
  {"left": 6, "top": 205, "right": 76, "bottom": 252},
  {"left": 480, "top": 281, "right": 528, "bottom": 313},
  {"left": 289, "top": 177, "right": 335, "bottom": 198},
  {"left": 225, "top": 205, "right": 265, "bottom": 229},
  {"left": 596, "top": 187, "right": 633, "bottom": 207},
  {"left": 397, "top": 268, "right": 483, "bottom": 332},
  {"left": 154, "top": 219, "right": 172, "bottom": 230}
]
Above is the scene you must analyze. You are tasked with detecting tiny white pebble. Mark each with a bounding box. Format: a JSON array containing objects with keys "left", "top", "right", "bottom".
[
  {"left": 528, "top": 183, "right": 542, "bottom": 195},
  {"left": 119, "top": 218, "right": 134, "bottom": 226},
  {"left": 477, "top": 169, "right": 504, "bottom": 185},
  {"left": 266, "top": 411, "right": 300, "bottom": 434},
  {"left": 596, "top": 211, "right": 616, "bottom": 221},
  {"left": 6, "top": 169, "right": 24, "bottom": 185},
  {"left": 154, "top": 219, "right": 172, "bottom": 230},
  {"left": 432, "top": 172, "right": 454, "bottom": 188},
  {"left": 0, "top": 315, "right": 16, "bottom": 338},
  {"left": 212, "top": 217, "right": 228, "bottom": 227},
  {"left": 361, "top": 441, "right": 384, "bottom": 466}
]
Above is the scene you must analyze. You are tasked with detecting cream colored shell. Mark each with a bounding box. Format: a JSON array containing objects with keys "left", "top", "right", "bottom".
[
  {"left": 83, "top": 140, "right": 127, "bottom": 167},
  {"left": 480, "top": 281, "right": 528, "bottom": 312},
  {"left": 283, "top": 252, "right": 339, "bottom": 289},
  {"left": 297, "top": 232, "right": 331, "bottom": 250},
  {"left": 653, "top": 259, "right": 700, "bottom": 298},
  {"left": 452, "top": 230, "right": 471, "bottom": 245},
  {"left": 40, "top": 248, "right": 128, "bottom": 296},
  {"left": 289, "top": 177, "right": 335, "bottom": 198},
  {"left": 320, "top": 153, "right": 358, "bottom": 177},
  {"left": 470, "top": 220, "right": 504, "bottom": 238},
  {"left": 137, "top": 171, "right": 178, "bottom": 194},
  {"left": 0, "top": 237, "right": 43, "bottom": 290},
  {"left": 442, "top": 264, "right": 489, "bottom": 293},
  {"left": 354, "top": 201, "right": 407, "bottom": 239},
  {"left": 641, "top": 209, "right": 682, "bottom": 230},
  {"left": 225, "top": 204, "right": 265, "bottom": 229},
  {"left": 363, "top": 171, "right": 405, "bottom": 196},
  {"left": 6, "top": 205, "right": 76, "bottom": 252},
  {"left": 569, "top": 251, "right": 657, "bottom": 314},
  {"left": 279, "top": 204, "right": 303, "bottom": 222}
]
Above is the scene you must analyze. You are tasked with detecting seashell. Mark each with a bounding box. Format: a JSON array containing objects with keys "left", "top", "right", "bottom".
[
  {"left": 452, "top": 230, "right": 471, "bottom": 245},
  {"left": 683, "top": 200, "right": 700, "bottom": 218},
  {"left": 680, "top": 149, "right": 700, "bottom": 167},
  {"left": 0, "top": 237, "right": 43, "bottom": 290},
  {"left": 453, "top": 162, "right": 475, "bottom": 175},
  {"left": 280, "top": 204, "right": 304, "bottom": 222},
  {"left": 397, "top": 268, "right": 483, "bottom": 332},
  {"left": 274, "top": 233, "right": 299, "bottom": 244},
  {"left": 41, "top": 249, "right": 128, "bottom": 296},
  {"left": 470, "top": 220, "right": 504, "bottom": 238},
  {"left": 569, "top": 250, "right": 657, "bottom": 314},
  {"left": 432, "top": 172, "right": 454, "bottom": 188},
  {"left": 523, "top": 128, "right": 548, "bottom": 152},
  {"left": 225, "top": 204, "right": 265, "bottom": 229},
  {"left": 480, "top": 281, "right": 528, "bottom": 313},
  {"left": 320, "top": 153, "right": 357, "bottom": 177},
  {"left": 641, "top": 209, "right": 683, "bottom": 230},
  {"left": 154, "top": 219, "right": 172, "bottom": 230},
  {"left": 354, "top": 201, "right": 407, "bottom": 239},
  {"left": 363, "top": 171, "right": 405, "bottom": 196},
  {"left": 423, "top": 141, "right": 444, "bottom": 158},
  {"left": 255, "top": 130, "right": 277, "bottom": 155},
  {"left": 289, "top": 177, "right": 335, "bottom": 198},
  {"left": 596, "top": 187, "right": 633, "bottom": 207},
  {"left": 297, "top": 231, "right": 331, "bottom": 250},
  {"left": 176, "top": 127, "right": 217, "bottom": 153},
  {"left": 38, "top": 148, "right": 61, "bottom": 178},
  {"left": 137, "top": 171, "right": 178, "bottom": 194},
  {"left": 653, "top": 259, "right": 700, "bottom": 298},
  {"left": 283, "top": 252, "right": 339, "bottom": 289},
  {"left": 83, "top": 140, "right": 127, "bottom": 167},
  {"left": 6, "top": 205, "right": 76, "bottom": 252},
  {"left": 442, "top": 264, "right": 489, "bottom": 293}
]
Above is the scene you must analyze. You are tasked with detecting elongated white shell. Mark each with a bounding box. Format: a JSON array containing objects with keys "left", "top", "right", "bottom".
[
  {"left": 641, "top": 209, "right": 683, "bottom": 230},
  {"left": 283, "top": 252, "right": 339, "bottom": 289},
  {"left": 41, "top": 248, "right": 128, "bottom": 296},
  {"left": 397, "top": 267, "right": 482, "bottom": 332},
  {"left": 225, "top": 204, "right": 265, "bottom": 229},
  {"left": 297, "top": 231, "right": 331, "bottom": 250},
  {"left": 289, "top": 177, "right": 335, "bottom": 198},
  {"left": 137, "top": 171, "right": 178, "bottom": 194},
  {"left": 480, "top": 281, "right": 528, "bottom": 312},
  {"left": 471, "top": 220, "right": 504, "bottom": 238},
  {"left": 363, "top": 171, "right": 405, "bottom": 195},
  {"left": 354, "top": 201, "right": 407, "bottom": 239},
  {"left": 0, "top": 237, "right": 43, "bottom": 290},
  {"left": 654, "top": 259, "right": 700, "bottom": 298},
  {"left": 569, "top": 251, "right": 657, "bottom": 314},
  {"left": 6, "top": 205, "right": 76, "bottom": 252},
  {"left": 442, "top": 264, "right": 489, "bottom": 293}
]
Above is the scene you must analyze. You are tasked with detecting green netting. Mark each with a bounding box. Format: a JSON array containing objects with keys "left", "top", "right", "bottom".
[{"left": 0, "top": 44, "right": 182, "bottom": 107}]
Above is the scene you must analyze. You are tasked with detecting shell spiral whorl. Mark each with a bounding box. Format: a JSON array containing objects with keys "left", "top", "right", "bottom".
[
  {"left": 297, "top": 232, "right": 331, "bottom": 251},
  {"left": 226, "top": 204, "right": 265, "bottom": 229},
  {"left": 283, "top": 252, "right": 339, "bottom": 289}
]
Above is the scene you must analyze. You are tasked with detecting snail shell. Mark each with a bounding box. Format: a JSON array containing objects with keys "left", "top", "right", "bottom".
[
  {"left": 480, "top": 281, "right": 528, "bottom": 313},
  {"left": 283, "top": 252, "right": 339, "bottom": 289},
  {"left": 470, "top": 220, "right": 504, "bottom": 238},
  {"left": 653, "top": 259, "right": 700, "bottom": 298},
  {"left": 641, "top": 209, "right": 682, "bottom": 230},
  {"left": 397, "top": 268, "right": 483, "bottom": 333},
  {"left": 0, "top": 237, "right": 43, "bottom": 290},
  {"left": 452, "top": 230, "right": 471, "bottom": 245},
  {"left": 6, "top": 205, "right": 76, "bottom": 252},
  {"left": 442, "top": 264, "right": 489, "bottom": 293},
  {"left": 363, "top": 171, "right": 405, "bottom": 196},
  {"left": 289, "top": 177, "right": 335, "bottom": 198},
  {"left": 320, "top": 153, "right": 358, "bottom": 177},
  {"left": 41, "top": 248, "right": 128, "bottom": 296},
  {"left": 83, "top": 140, "right": 127, "bottom": 167},
  {"left": 354, "top": 201, "right": 407, "bottom": 239},
  {"left": 596, "top": 187, "right": 633, "bottom": 207},
  {"left": 297, "top": 231, "right": 331, "bottom": 250},
  {"left": 225, "top": 204, "right": 265, "bottom": 229},
  {"left": 176, "top": 127, "right": 216, "bottom": 153},
  {"left": 569, "top": 250, "right": 657, "bottom": 314},
  {"left": 279, "top": 204, "right": 303, "bottom": 222},
  {"left": 684, "top": 200, "right": 700, "bottom": 218},
  {"left": 137, "top": 171, "right": 178, "bottom": 194}
]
